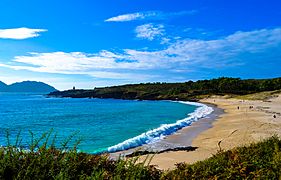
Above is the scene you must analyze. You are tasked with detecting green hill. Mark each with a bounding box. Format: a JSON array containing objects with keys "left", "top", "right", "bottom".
[{"left": 49, "top": 77, "right": 281, "bottom": 101}]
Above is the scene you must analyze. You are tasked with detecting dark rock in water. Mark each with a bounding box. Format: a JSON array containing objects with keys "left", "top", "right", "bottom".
[
  {"left": 0, "top": 80, "right": 57, "bottom": 93},
  {"left": 126, "top": 146, "right": 198, "bottom": 157}
]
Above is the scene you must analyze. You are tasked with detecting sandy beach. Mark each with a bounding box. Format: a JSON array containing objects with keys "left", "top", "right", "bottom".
[{"left": 137, "top": 93, "right": 281, "bottom": 170}]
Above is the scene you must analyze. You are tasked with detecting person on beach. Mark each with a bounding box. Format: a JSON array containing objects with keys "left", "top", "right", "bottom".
[{"left": 237, "top": 106, "right": 240, "bottom": 110}]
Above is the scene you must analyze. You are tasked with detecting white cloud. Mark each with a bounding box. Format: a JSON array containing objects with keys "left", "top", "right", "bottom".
[
  {"left": 88, "top": 71, "right": 157, "bottom": 80},
  {"left": 105, "top": 12, "right": 152, "bottom": 22},
  {"left": 105, "top": 10, "right": 197, "bottom": 22},
  {"left": 135, "top": 23, "right": 165, "bottom": 41},
  {"left": 0, "top": 27, "right": 47, "bottom": 40},
  {"left": 0, "top": 28, "right": 280, "bottom": 81}
]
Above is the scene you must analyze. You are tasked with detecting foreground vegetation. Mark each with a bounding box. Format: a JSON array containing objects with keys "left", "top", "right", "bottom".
[
  {"left": 0, "top": 131, "right": 161, "bottom": 179},
  {"left": 1, "top": 132, "right": 281, "bottom": 179},
  {"left": 164, "top": 136, "right": 281, "bottom": 179},
  {"left": 49, "top": 77, "right": 281, "bottom": 101}
]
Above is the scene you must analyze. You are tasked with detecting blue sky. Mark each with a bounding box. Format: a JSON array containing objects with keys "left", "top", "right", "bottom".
[{"left": 0, "top": 0, "right": 281, "bottom": 90}]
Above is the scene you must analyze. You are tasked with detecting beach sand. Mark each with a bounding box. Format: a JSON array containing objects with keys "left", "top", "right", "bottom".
[{"left": 139, "top": 94, "right": 281, "bottom": 170}]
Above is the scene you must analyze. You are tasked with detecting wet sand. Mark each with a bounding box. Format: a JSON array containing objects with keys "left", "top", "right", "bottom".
[{"left": 159, "top": 104, "right": 223, "bottom": 148}]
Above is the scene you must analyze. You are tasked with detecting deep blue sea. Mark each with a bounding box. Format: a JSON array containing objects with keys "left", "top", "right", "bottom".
[{"left": 0, "top": 92, "right": 208, "bottom": 153}]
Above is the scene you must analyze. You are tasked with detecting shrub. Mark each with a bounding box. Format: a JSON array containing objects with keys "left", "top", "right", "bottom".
[{"left": 1, "top": 131, "right": 281, "bottom": 179}]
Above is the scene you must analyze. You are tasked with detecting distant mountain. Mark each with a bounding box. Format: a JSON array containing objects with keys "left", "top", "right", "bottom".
[
  {"left": 0, "top": 81, "right": 57, "bottom": 93},
  {"left": 0, "top": 81, "right": 8, "bottom": 91}
]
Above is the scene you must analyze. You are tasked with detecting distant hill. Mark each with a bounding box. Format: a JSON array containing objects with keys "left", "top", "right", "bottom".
[
  {"left": 0, "top": 81, "right": 8, "bottom": 91},
  {"left": 0, "top": 81, "right": 57, "bottom": 93},
  {"left": 49, "top": 77, "right": 281, "bottom": 101}
]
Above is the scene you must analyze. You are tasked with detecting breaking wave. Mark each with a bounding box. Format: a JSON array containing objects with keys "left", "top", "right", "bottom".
[{"left": 107, "top": 101, "right": 214, "bottom": 153}]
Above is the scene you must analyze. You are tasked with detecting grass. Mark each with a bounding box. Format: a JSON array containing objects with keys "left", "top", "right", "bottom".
[
  {"left": 163, "top": 135, "right": 281, "bottom": 179},
  {"left": 0, "top": 130, "right": 161, "bottom": 179},
  {"left": 1, "top": 131, "right": 281, "bottom": 179},
  {"left": 235, "top": 90, "right": 281, "bottom": 101}
]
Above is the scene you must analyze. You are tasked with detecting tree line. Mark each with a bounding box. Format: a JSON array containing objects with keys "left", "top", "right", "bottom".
[{"left": 49, "top": 77, "right": 281, "bottom": 101}]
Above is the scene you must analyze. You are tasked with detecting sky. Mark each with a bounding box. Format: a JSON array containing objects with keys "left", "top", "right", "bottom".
[{"left": 0, "top": 0, "right": 281, "bottom": 90}]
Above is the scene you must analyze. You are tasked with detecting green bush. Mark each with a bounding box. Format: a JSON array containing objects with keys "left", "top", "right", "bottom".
[
  {"left": 163, "top": 136, "right": 281, "bottom": 179},
  {"left": 1, "top": 131, "right": 281, "bottom": 179},
  {"left": 0, "top": 130, "right": 161, "bottom": 179}
]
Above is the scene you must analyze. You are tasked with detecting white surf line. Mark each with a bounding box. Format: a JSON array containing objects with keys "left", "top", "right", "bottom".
[{"left": 107, "top": 101, "right": 214, "bottom": 153}]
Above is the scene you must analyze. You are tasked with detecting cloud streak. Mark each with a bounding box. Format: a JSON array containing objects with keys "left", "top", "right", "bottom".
[
  {"left": 0, "top": 27, "right": 47, "bottom": 40},
  {"left": 1, "top": 28, "right": 280, "bottom": 81},
  {"left": 105, "top": 10, "right": 197, "bottom": 22}
]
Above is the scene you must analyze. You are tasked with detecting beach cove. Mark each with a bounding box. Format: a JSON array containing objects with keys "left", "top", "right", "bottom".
[{"left": 0, "top": 93, "right": 207, "bottom": 153}]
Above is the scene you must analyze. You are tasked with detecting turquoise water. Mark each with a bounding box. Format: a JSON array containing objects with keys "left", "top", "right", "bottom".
[{"left": 0, "top": 93, "right": 198, "bottom": 153}]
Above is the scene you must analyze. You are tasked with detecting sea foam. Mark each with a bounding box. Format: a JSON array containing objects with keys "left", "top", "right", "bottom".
[{"left": 107, "top": 101, "right": 214, "bottom": 153}]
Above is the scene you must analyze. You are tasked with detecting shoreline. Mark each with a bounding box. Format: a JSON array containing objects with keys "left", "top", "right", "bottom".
[
  {"left": 159, "top": 103, "right": 223, "bottom": 149},
  {"left": 110, "top": 101, "right": 220, "bottom": 158},
  {"left": 108, "top": 100, "right": 214, "bottom": 153},
  {"left": 138, "top": 103, "right": 223, "bottom": 152},
  {"left": 139, "top": 94, "right": 281, "bottom": 169}
]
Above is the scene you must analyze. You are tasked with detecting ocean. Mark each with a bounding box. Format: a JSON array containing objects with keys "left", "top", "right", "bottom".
[{"left": 0, "top": 92, "right": 213, "bottom": 153}]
